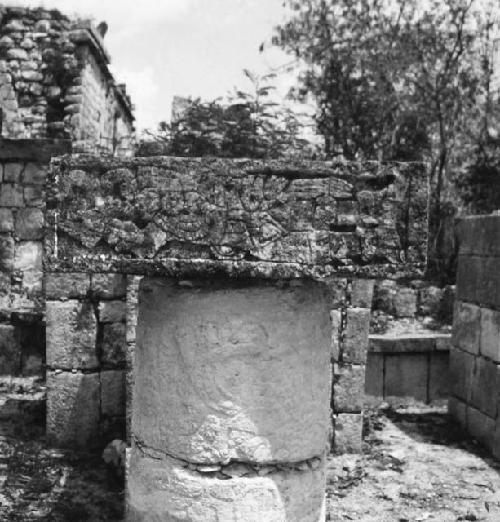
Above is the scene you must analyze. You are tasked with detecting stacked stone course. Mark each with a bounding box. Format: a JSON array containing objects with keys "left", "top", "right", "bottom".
[{"left": 449, "top": 214, "right": 500, "bottom": 456}]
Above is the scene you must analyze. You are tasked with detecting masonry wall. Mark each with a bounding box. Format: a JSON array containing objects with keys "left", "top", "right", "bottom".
[
  {"left": 0, "top": 6, "right": 134, "bottom": 155},
  {"left": 449, "top": 214, "right": 500, "bottom": 456}
]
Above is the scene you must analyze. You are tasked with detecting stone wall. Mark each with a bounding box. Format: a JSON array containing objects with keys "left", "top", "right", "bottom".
[
  {"left": 0, "top": 6, "right": 134, "bottom": 155},
  {"left": 0, "top": 138, "right": 69, "bottom": 377},
  {"left": 449, "top": 214, "right": 500, "bottom": 456}
]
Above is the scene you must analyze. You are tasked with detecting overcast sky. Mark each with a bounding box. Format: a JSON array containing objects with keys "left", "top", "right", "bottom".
[{"left": 12, "top": 0, "right": 292, "bottom": 133}]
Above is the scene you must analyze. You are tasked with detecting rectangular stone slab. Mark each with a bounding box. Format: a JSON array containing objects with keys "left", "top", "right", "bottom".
[{"left": 45, "top": 156, "right": 428, "bottom": 279}]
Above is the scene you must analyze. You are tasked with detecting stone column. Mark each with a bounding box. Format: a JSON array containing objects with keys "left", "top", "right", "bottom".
[{"left": 127, "top": 277, "right": 332, "bottom": 521}]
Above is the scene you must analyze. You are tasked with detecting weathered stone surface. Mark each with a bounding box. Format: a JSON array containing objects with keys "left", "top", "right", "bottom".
[
  {"left": 98, "top": 300, "right": 126, "bottom": 323},
  {"left": 449, "top": 348, "right": 474, "bottom": 402},
  {"left": 0, "top": 209, "right": 14, "bottom": 232},
  {"left": 0, "top": 183, "right": 23, "bottom": 206},
  {"left": 448, "top": 396, "right": 467, "bottom": 429},
  {"left": 101, "top": 370, "right": 126, "bottom": 417},
  {"left": 21, "top": 163, "right": 46, "bottom": 185},
  {"left": 393, "top": 286, "right": 417, "bottom": 317},
  {"left": 455, "top": 255, "right": 482, "bottom": 304},
  {"left": 467, "top": 406, "right": 495, "bottom": 451},
  {"left": 428, "top": 352, "right": 450, "bottom": 402},
  {"left": 3, "top": 162, "right": 23, "bottom": 183},
  {"left": 91, "top": 273, "right": 127, "bottom": 299},
  {"left": 0, "top": 235, "right": 15, "bottom": 271},
  {"left": 133, "top": 278, "right": 332, "bottom": 464},
  {"left": 127, "top": 449, "right": 326, "bottom": 522},
  {"left": 470, "top": 357, "right": 498, "bottom": 419},
  {"left": 330, "top": 309, "right": 341, "bottom": 361},
  {"left": 44, "top": 272, "right": 90, "bottom": 299},
  {"left": 343, "top": 308, "right": 370, "bottom": 364},
  {"left": 364, "top": 352, "right": 384, "bottom": 399},
  {"left": 14, "top": 208, "right": 44, "bottom": 240},
  {"left": 456, "top": 215, "right": 500, "bottom": 257},
  {"left": 333, "top": 413, "right": 363, "bottom": 454},
  {"left": 46, "top": 300, "right": 98, "bottom": 369},
  {"left": 46, "top": 157, "right": 428, "bottom": 279},
  {"left": 384, "top": 353, "right": 428, "bottom": 403},
  {"left": 333, "top": 364, "right": 365, "bottom": 413},
  {"left": 46, "top": 371, "right": 100, "bottom": 447},
  {"left": 0, "top": 324, "right": 20, "bottom": 375},
  {"left": 101, "top": 322, "right": 126, "bottom": 368},
  {"left": 350, "top": 279, "right": 374, "bottom": 308},
  {"left": 480, "top": 308, "right": 500, "bottom": 362},
  {"left": 370, "top": 333, "right": 436, "bottom": 353},
  {"left": 452, "top": 302, "right": 481, "bottom": 355}
]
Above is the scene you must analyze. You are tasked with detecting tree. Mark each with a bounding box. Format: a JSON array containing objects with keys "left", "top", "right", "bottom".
[
  {"left": 142, "top": 70, "right": 317, "bottom": 159},
  {"left": 270, "top": 0, "right": 499, "bottom": 275}
]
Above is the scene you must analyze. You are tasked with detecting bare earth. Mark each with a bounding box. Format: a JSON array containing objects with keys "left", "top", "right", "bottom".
[{"left": 1, "top": 399, "right": 500, "bottom": 521}]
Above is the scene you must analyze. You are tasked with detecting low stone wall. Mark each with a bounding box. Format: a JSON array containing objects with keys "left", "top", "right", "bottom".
[
  {"left": 449, "top": 214, "right": 500, "bottom": 456},
  {"left": 366, "top": 333, "right": 451, "bottom": 405}
]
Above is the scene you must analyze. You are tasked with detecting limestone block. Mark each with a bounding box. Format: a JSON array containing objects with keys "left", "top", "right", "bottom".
[
  {"left": 428, "top": 352, "right": 450, "bottom": 402},
  {"left": 46, "top": 371, "right": 100, "bottom": 447},
  {"left": 480, "top": 308, "right": 500, "bottom": 362},
  {"left": 45, "top": 272, "right": 90, "bottom": 299},
  {"left": 91, "top": 273, "right": 127, "bottom": 299},
  {"left": 333, "top": 364, "right": 365, "bottom": 413},
  {"left": 449, "top": 348, "right": 474, "bottom": 402},
  {"left": 99, "top": 300, "right": 126, "bottom": 323},
  {"left": 418, "top": 285, "right": 444, "bottom": 317},
  {"left": 330, "top": 309, "right": 341, "bottom": 361},
  {"left": 0, "top": 209, "right": 14, "bottom": 232},
  {"left": 14, "top": 208, "right": 44, "bottom": 240},
  {"left": 46, "top": 300, "right": 98, "bottom": 369},
  {"left": 435, "top": 334, "right": 452, "bottom": 351},
  {"left": 456, "top": 255, "right": 482, "bottom": 304},
  {"left": 393, "top": 286, "right": 417, "bottom": 317},
  {"left": 370, "top": 333, "right": 435, "bottom": 353},
  {"left": 364, "top": 352, "right": 384, "bottom": 399},
  {"left": 452, "top": 301, "right": 481, "bottom": 355},
  {"left": 333, "top": 413, "right": 363, "bottom": 454},
  {"left": 384, "top": 353, "right": 428, "bottom": 403},
  {"left": 0, "top": 183, "right": 23, "bottom": 207},
  {"left": 0, "top": 235, "right": 14, "bottom": 271},
  {"left": 373, "top": 279, "right": 397, "bottom": 314},
  {"left": 101, "top": 322, "right": 126, "bottom": 368},
  {"left": 470, "top": 357, "right": 498, "bottom": 418},
  {"left": 133, "top": 278, "right": 332, "bottom": 464},
  {"left": 127, "top": 449, "right": 326, "bottom": 522},
  {"left": 325, "top": 278, "right": 347, "bottom": 308},
  {"left": 21, "top": 163, "right": 46, "bottom": 185},
  {"left": 467, "top": 406, "right": 495, "bottom": 451},
  {"left": 3, "top": 162, "right": 23, "bottom": 183},
  {"left": 350, "top": 279, "right": 374, "bottom": 308},
  {"left": 0, "top": 324, "right": 20, "bottom": 375},
  {"left": 343, "top": 307, "right": 370, "bottom": 364},
  {"left": 479, "top": 256, "right": 500, "bottom": 309},
  {"left": 23, "top": 185, "right": 43, "bottom": 207},
  {"left": 101, "top": 370, "right": 126, "bottom": 417},
  {"left": 448, "top": 396, "right": 467, "bottom": 430}
]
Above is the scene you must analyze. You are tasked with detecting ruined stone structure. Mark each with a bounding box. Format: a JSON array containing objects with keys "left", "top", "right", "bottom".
[
  {"left": 449, "top": 214, "right": 500, "bottom": 456},
  {"left": 44, "top": 155, "right": 427, "bottom": 520},
  {"left": 0, "top": 6, "right": 134, "bottom": 155}
]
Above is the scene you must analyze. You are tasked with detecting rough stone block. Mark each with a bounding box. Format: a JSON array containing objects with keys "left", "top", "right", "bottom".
[
  {"left": 0, "top": 183, "right": 23, "bottom": 207},
  {"left": 333, "top": 363, "right": 365, "bottom": 413},
  {"left": 452, "top": 301, "right": 481, "bottom": 355},
  {"left": 384, "top": 353, "right": 428, "bottom": 403},
  {"left": 478, "top": 256, "right": 500, "bottom": 310},
  {"left": 98, "top": 300, "right": 126, "bottom": 323},
  {"left": 418, "top": 285, "right": 444, "bottom": 317},
  {"left": 127, "top": 449, "right": 326, "bottom": 522},
  {"left": 448, "top": 396, "right": 467, "bottom": 430},
  {"left": 467, "top": 406, "right": 495, "bottom": 451},
  {"left": 0, "top": 324, "right": 20, "bottom": 375},
  {"left": 333, "top": 413, "right": 363, "bottom": 454},
  {"left": 23, "top": 185, "right": 44, "bottom": 207},
  {"left": 370, "top": 334, "right": 435, "bottom": 353},
  {"left": 435, "top": 334, "right": 452, "bottom": 351},
  {"left": 0, "top": 234, "right": 14, "bottom": 271},
  {"left": 373, "top": 279, "right": 396, "bottom": 314},
  {"left": 330, "top": 309, "right": 341, "bottom": 361},
  {"left": 101, "top": 370, "right": 126, "bottom": 417},
  {"left": 350, "top": 279, "right": 374, "bottom": 308},
  {"left": 101, "top": 322, "right": 126, "bottom": 368},
  {"left": 45, "top": 272, "right": 90, "bottom": 299},
  {"left": 46, "top": 371, "right": 100, "bottom": 447},
  {"left": 14, "top": 241, "right": 42, "bottom": 273},
  {"left": 393, "top": 286, "right": 417, "bottom": 317},
  {"left": 3, "top": 162, "right": 23, "bottom": 183},
  {"left": 46, "top": 300, "right": 98, "bottom": 369},
  {"left": 343, "top": 307, "right": 370, "bottom": 364},
  {"left": 133, "top": 278, "right": 332, "bottom": 464},
  {"left": 364, "top": 352, "right": 384, "bottom": 399},
  {"left": 449, "top": 348, "right": 474, "bottom": 402},
  {"left": 21, "top": 163, "right": 46, "bottom": 185},
  {"left": 91, "top": 273, "right": 127, "bottom": 299},
  {"left": 470, "top": 357, "right": 498, "bottom": 418},
  {"left": 428, "top": 352, "right": 450, "bottom": 402},
  {"left": 0, "top": 209, "right": 14, "bottom": 232},
  {"left": 325, "top": 277, "right": 347, "bottom": 308},
  {"left": 14, "top": 208, "right": 44, "bottom": 240},
  {"left": 480, "top": 307, "right": 500, "bottom": 362}
]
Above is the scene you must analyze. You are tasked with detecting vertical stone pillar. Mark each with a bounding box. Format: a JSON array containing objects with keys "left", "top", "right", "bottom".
[
  {"left": 330, "top": 278, "right": 373, "bottom": 453},
  {"left": 127, "top": 277, "right": 332, "bottom": 521}
]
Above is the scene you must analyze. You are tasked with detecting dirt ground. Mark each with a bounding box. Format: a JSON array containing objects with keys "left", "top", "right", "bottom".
[{"left": 1, "top": 400, "right": 500, "bottom": 521}]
